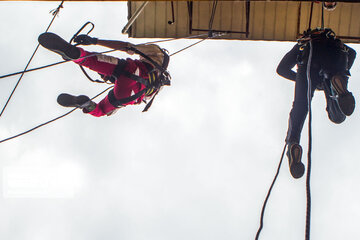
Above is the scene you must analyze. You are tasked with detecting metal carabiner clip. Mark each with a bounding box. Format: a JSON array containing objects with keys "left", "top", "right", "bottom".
[{"left": 70, "top": 22, "right": 95, "bottom": 45}]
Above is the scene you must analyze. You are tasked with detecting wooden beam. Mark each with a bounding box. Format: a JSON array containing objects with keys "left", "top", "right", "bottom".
[{"left": 0, "top": 0, "right": 359, "bottom": 2}]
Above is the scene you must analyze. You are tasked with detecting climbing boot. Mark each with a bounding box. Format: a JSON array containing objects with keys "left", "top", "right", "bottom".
[
  {"left": 57, "top": 93, "right": 95, "bottom": 112},
  {"left": 38, "top": 32, "right": 81, "bottom": 60},
  {"left": 331, "top": 75, "right": 355, "bottom": 116},
  {"left": 286, "top": 143, "right": 305, "bottom": 179}
]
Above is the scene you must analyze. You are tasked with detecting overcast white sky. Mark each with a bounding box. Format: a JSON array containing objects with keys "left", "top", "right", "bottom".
[{"left": 0, "top": 2, "right": 359, "bottom": 240}]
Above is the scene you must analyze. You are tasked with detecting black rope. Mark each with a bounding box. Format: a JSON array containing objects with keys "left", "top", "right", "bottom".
[
  {"left": 321, "top": 2, "right": 325, "bottom": 30},
  {"left": 169, "top": 32, "right": 227, "bottom": 57},
  {"left": 255, "top": 144, "right": 287, "bottom": 240},
  {"left": 49, "top": 1, "right": 64, "bottom": 16},
  {"left": 130, "top": 15, "right": 227, "bottom": 56},
  {"left": 0, "top": 50, "right": 116, "bottom": 80},
  {"left": 169, "top": 38, "right": 208, "bottom": 56},
  {"left": 0, "top": 1, "right": 64, "bottom": 118},
  {"left": 78, "top": 64, "right": 110, "bottom": 84},
  {"left": 143, "top": 33, "right": 210, "bottom": 44},
  {"left": 0, "top": 86, "right": 113, "bottom": 144},
  {"left": 168, "top": 1, "right": 175, "bottom": 25},
  {"left": 209, "top": 0, "right": 218, "bottom": 31},
  {"left": 142, "top": 32, "right": 222, "bottom": 57},
  {"left": 305, "top": 40, "right": 314, "bottom": 240},
  {"left": 0, "top": 59, "right": 69, "bottom": 79},
  {"left": 308, "top": 2, "right": 314, "bottom": 30},
  {"left": 256, "top": 39, "right": 315, "bottom": 240}
]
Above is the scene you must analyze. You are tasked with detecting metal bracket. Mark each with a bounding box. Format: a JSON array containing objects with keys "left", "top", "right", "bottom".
[{"left": 122, "top": 1, "right": 149, "bottom": 34}]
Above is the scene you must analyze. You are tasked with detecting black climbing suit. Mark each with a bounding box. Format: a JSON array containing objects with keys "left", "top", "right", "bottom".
[{"left": 277, "top": 39, "right": 356, "bottom": 144}]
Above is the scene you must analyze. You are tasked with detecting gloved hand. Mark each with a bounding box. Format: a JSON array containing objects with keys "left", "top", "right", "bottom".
[{"left": 74, "top": 35, "right": 98, "bottom": 45}]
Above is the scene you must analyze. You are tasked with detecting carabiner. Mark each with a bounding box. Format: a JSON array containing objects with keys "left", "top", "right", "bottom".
[{"left": 70, "top": 21, "right": 95, "bottom": 44}]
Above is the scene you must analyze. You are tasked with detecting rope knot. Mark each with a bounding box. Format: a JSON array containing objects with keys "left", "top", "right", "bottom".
[{"left": 49, "top": 1, "right": 64, "bottom": 16}]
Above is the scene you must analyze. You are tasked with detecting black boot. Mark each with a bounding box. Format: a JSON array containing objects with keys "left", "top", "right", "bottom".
[
  {"left": 324, "top": 89, "right": 346, "bottom": 124},
  {"left": 38, "top": 32, "right": 81, "bottom": 60},
  {"left": 286, "top": 143, "right": 305, "bottom": 179},
  {"left": 57, "top": 93, "right": 94, "bottom": 110},
  {"left": 331, "top": 75, "right": 355, "bottom": 116}
]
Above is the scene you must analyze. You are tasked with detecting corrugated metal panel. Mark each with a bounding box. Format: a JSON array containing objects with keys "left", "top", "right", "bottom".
[{"left": 127, "top": 1, "right": 360, "bottom": 43}]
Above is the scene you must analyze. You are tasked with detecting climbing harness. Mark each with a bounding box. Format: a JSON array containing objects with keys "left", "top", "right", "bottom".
[
  {"left": 298, "top": 28, "right": 336, "bottom": 45},
  {"left": 0, "top": 0, "right": 65, "bottom": 118},
  {"left": 106, "top": 45, "right": 171, "bottom": 112}
]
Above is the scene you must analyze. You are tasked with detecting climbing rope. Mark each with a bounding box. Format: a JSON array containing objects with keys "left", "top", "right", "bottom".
[
  {"left": 0, "top": 0, "right": 64, "bottom": 118},
  {"left": 142, "top": 33, "right": 212, "bottom": 44},
  {"left": 170, "top": 32, "right": 227, "bottom": 56},
  {"left": 255, "top": 144, "right": 287, "bottom": 240},
  {"left": 256, "top": 36, "right": 318, "bottom": 240},
  {"left": 0, "top": 86, "right": 113, "bottom": 144},
  {"left": 0, "top": 49, "right": 117, "bottom": 80},
  {"left": 208, "top": 0, "right": 218, "bottom": 31},
  {"left": 304, "top": 1, "right": 328, "bottom": 235},
  {"left": 256, "top": 3, "right": 332, "bottom": 237},
  {"left": 305, "top": 40, "right": 314, "bottom": 240},
  {"left": 308, "top": 2, "right": 314, "bottom": 30},
  {"left": 170, "top": 38, "right": 208, "bottom": 56}
]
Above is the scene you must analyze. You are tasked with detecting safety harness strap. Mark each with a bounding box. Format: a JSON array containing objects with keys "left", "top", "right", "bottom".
[
  {"left": 104, "top": 62, "right": 156, "bottom": 111},
  {"left": 108, "top": 88, "right": 147, "bottom": 108},
  {"left": 106, "top": 46, "right": 170, "bottom": 112},
  {"left": 142, "top": 90, "right": 159, "bottom": 112},
  {"left": 123, "top": 72, "right": 150, "bottom": 87},
  {"left": 297, "top": 28, "right": 341, "bottom": 48}
]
